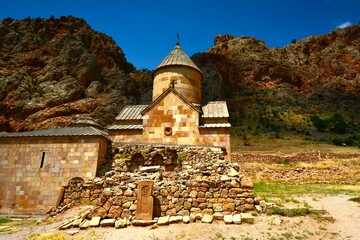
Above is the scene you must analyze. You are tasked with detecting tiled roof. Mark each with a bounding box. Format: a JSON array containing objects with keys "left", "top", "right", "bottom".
[
  {"left": 107, "top": 125, "right": 143, "bottom": 130},
  {"left": 199, "top": 123, "right": 231, "bottom": 128},
  {"left": 115, "top": 105, "right": 148, "bottom": 120},
  {"left": 202, "top": 101, "right": 229, "bottom": 118},
  {"left": 154, "top": 43, "right": 202, "bottom": 73},
  {"left": 0, "top": 127, "right": 109, "bottom": 139}
]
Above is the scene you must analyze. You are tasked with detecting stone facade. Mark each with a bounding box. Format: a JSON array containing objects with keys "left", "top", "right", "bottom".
[
  {"left": 143, "top": 89, "right": 200, "bottom": 145},
  {"left": 0, "top": 135, "right": 109, "bottom": 215},
  {"left": 108, "top": 43, "right": 232, "bottom": 160},
  {"left": 152, "top": 66, "right": 202, "bottom": 104}
]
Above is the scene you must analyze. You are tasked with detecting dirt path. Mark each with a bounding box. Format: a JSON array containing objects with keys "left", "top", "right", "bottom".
[
  {"left": 301, "top": 195, "right": 360, "bottom": 239},
  {"left": 1, "top": 195, "right": 359, "bottom": 240}
]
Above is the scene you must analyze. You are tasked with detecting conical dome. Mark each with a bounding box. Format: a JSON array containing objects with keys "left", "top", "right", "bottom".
[{"left": 154, "top": 43, "right": 201, "bottom": 74}]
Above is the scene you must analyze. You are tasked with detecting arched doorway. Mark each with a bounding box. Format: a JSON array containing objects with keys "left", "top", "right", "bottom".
[
  {"left": 152, "top": 154, "right": 163, "bottom": 166},
  {"left": 130, "top": 153, "right": 145, "bottom": 171}
]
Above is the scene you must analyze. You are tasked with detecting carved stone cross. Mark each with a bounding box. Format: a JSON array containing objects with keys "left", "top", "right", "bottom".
[{"left": 135, "top": 180, "right": 154, "bottom": 220}]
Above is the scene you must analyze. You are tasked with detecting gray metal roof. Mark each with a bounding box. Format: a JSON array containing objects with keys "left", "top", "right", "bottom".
[
  {"left": 107, "top": 125, "right": 143, "bottom": 130},
  {"left": 0, "top": 127, "right": 109, "bottom": 139},
  {"left": 154, "top": 43, "right": 202, "bottom": 73},
  {"left": 115, "top": 105, "right": 148, "bottom": 120},
  {"left": 202, "top": 101, "right": 229, "bottom": 118},
  {"left": 199, "top": 123, "right": 231, "bottom": 128},
  {"left": 73, "top": 118, "right": 100, "bottom": 126},
  {"left": 71, "top": 118, "right": 102, "bottom": 128}
]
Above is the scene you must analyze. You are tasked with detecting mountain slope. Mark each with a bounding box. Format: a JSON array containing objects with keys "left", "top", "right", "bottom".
[
  {"left": 0, "top": 16, "right": 137, "bottom": 131},
  {"left": 192, "top": 25, "right": 360, "bottom": 135}
]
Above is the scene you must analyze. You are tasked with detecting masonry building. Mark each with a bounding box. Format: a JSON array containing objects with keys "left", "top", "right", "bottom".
[
  {"left": 0, "top": 41, "right": 231, "bottom": 215},
  {"left": 108, "top": 42, "right": 231, "bottom": 158}
]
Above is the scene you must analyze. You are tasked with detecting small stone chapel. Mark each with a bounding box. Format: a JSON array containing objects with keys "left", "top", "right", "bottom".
[{"left": 108, "top": 41, "right": 231, "bottom": 159}]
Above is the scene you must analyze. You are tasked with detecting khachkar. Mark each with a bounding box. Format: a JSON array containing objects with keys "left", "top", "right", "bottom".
[{"left": 135, "top": 180, "right": 154, "bottom": 220}]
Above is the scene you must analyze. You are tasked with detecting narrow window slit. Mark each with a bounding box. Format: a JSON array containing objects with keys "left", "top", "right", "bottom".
[{"left": 40, "top": 152, "right": 46, "bottom": 168}]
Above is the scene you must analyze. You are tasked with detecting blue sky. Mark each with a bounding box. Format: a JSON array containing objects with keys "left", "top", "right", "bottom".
[{"left": 1, "top": 0, "right": 359, "bottom": 70}]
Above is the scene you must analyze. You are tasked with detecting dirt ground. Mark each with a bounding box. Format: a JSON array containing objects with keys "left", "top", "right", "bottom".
[{"left": 1, "top": 194, "right": 359, "bottom": 240}]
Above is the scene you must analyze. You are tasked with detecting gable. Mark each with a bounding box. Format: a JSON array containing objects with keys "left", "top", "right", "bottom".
[{"left": 141, "top": 87, "right": 200, "bottom": 116}]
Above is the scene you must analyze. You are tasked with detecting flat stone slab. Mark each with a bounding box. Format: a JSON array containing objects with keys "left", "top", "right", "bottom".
[
  {"left": 241, "top": 213, "right": 254, "bottom": 224},
  {"left": 115, "top": 218, "right": 128, "bottom": 229},
  {"left": 213, "top": 212, "right": 224, "bottom": 220},
  {"left": 89, "top": 216, "right": 101, "bottom": 227},
  {"left": 100, "top": 218, "right": 116, "bottom": 227},
  {"left": 233, "top": 214, "right": 241, "bottom": 224},
  {"left": 201, "top": 214, "right": 213, "bottom": 223},
  {"left": 157, "top": 216, "right": 170, "bottom": 225},
  {"left": 226, "top": 167, "right": 239, "bottom": 177},
  {"left": 169, "top": 216, "right": 183, "bottom": 224},
  {"left": 72, "top": 218, "right": 83, "bottom": 227},
  {"left": 220, "top": 175, "right": 230, "bottom": 181},
  {"left": 66, "top": 229, "right": 79, "bottom": 235},
  {"left": 131, "top": 220, "right": 157, "bottom": 226},
  {"left": 59, "top": 219, "right": 75, "bottom": 230},
  {"left": 224, "top": 214, "right": 233, "bottom": 224},
  {"left": 139, "top": 166, "right": 160, "bottom": 172},
  {"left": 79, "top": 219, "right": 90, "bottom": 229},
  {"left": 183, "top": 215, "right": 190, "bottom": 224}
]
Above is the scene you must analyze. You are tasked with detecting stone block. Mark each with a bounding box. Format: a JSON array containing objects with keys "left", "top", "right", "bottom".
[
  {"left": 157, "top": 216, "right": 170, "bottom": 225},
  {"left": 72, "top": 218, "right": 83, "bottom": 227},
  {"left": 115, "top": 218, "right": 128, "bottom": 228},
  {"left": 226, "top": 168, "right": 239, "bottom": 177},
  {"left": 100, "top": 218, "right": 116, "bottom": 227},
  {"left": 131, "top": 220, "right": 157, "bottom": 226},
  {"left": 89, "top": 216, "right": 101, "bottom": 227},
  {"left": 240, "top": 177, "right": 253, "bottom": 188},
  {"left": 213, "top": 203, "right": 223, "bottom": 212},
  {"left": 213, "top": 212, "right": 224, "bottom": 220},
  {"left": 224, "top": 215, "right": 233, "bottom": 224},
  {"left": 201, "top": 214, "right": 213, "bottom": 223},
  {"left": 220, "top": 175, "right": 230, "bottom": 181},
  {"left": 183, "top": 215, "right": 190, "bottom": 224},
  {"left": 169, "top": 216, "right": 183, "bottom": 224},
  {"left": 233, "top": 214, "right": 241, "bottom": 224},
  {"left": 240, "top": 212, "right": 254, "bottom": 224},
  {"left": 79, "top": 219, "right": 90, "bottom": 229}
]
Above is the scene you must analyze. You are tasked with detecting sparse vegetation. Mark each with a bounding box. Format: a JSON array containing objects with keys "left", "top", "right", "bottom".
[
  {"left": 266, "top": 207, "right": 318, "bottom": 217},
  {"left": 348, "top": 196, "right": 360, "bottom": 203}
]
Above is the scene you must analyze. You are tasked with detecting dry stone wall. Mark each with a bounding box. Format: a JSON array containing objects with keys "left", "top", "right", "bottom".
[{"left": 55, "top": 144, "right": 255, "bottom": 222}]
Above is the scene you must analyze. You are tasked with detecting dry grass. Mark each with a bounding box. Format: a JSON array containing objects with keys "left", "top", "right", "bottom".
[{"left": 231, "top": 134, "right": 360, "bottom": 154}]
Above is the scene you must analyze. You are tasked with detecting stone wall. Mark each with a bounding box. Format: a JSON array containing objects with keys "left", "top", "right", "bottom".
[
  {"left": 55, "top": 144, "right": 254, "bottom": 221},
  {"left": 0, "top": 136, "right": 109, "bottom": 215}
]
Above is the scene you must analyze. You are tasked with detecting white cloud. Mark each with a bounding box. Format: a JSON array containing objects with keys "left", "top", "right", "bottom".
[{"left": 336, "top": 21, "right": 352, "bottom": 29}]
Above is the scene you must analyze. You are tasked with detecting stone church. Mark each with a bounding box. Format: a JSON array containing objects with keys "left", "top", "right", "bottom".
[
  {"left": 108, "top": 42, "right": 231, "bottom": 157},
  {"left": 0, "top": 41, "right": 230, "bottom": 215}
]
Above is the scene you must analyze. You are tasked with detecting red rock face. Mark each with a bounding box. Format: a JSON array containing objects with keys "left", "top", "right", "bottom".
[
  {"left": 1, "top": 16, "right": 359, "bottom": 133},
  {"left": 0, "top": 16, "right": 137, "bottom": 131},
  {"left": 192, "top": 25, "right": 360, "bottom": 128}
]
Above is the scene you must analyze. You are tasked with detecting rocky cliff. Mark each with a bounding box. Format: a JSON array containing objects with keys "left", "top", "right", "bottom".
[
  {"left": 0, "top": 16, "right": 137, "bottom": 131},
  {"left": 1, "top": 16, "right": 359, "bottom": 136},
  {"left": 192, "top": 25, "right": 360, "bottom": 134}
]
